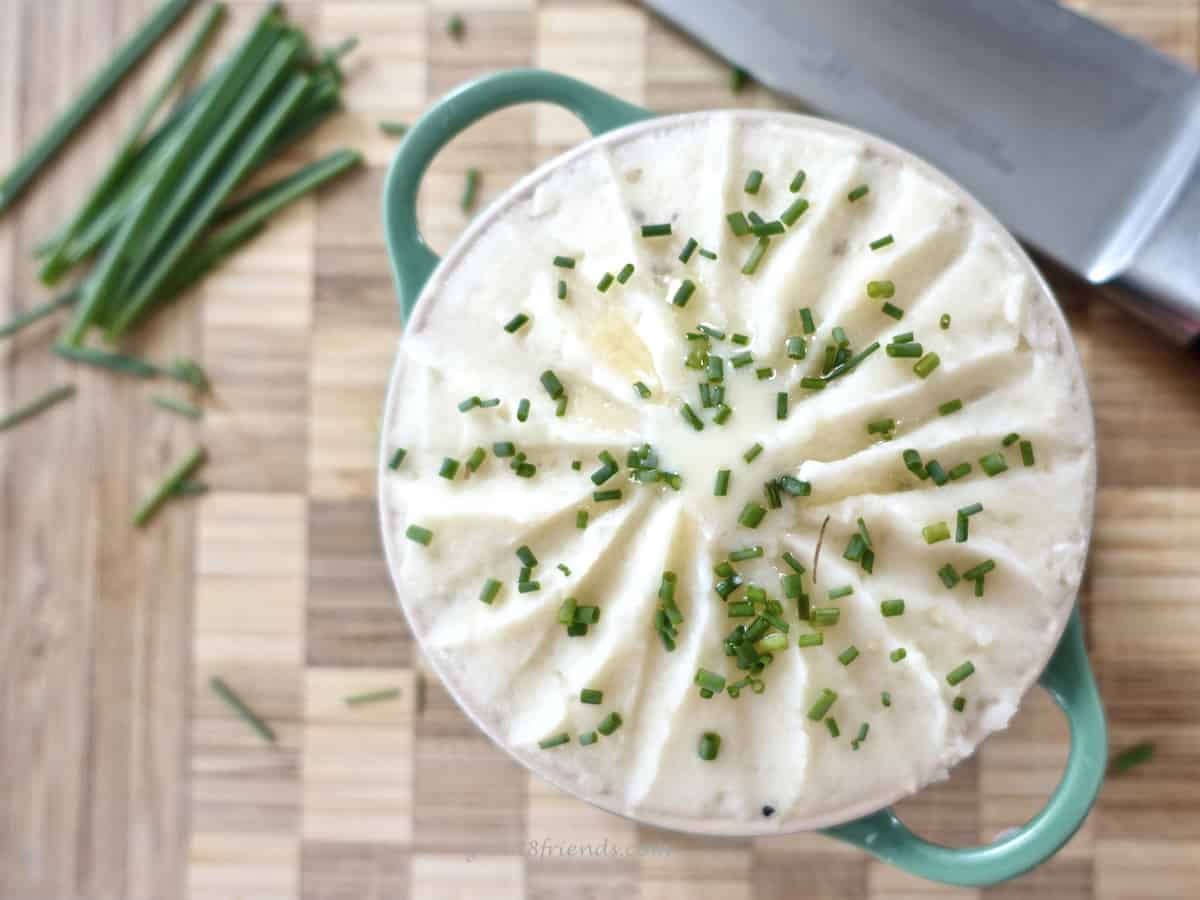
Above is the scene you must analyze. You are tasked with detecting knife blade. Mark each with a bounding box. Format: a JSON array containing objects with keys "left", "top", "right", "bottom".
[{"left": 644, "top": 0, "right": 1200, "bottom": 345}]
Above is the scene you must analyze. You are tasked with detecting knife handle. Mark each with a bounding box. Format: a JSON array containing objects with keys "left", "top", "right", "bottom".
[{"left": 1100, "top": 159, "right": 1200, "bottom": 347}]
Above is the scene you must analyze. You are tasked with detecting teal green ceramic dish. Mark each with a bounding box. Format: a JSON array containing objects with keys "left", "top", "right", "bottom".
[{"left": 379, "top": 68, "right": 1107, "bottom": 888}]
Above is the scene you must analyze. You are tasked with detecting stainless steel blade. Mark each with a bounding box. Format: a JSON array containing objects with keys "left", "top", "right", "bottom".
[{"left": 644, "top": 0, "right": 1200, "bottom": 344}]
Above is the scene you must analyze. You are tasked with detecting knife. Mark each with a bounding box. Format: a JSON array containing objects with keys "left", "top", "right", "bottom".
[{"left": 643, "top": 0, "right": 1200, "bottom": 347}]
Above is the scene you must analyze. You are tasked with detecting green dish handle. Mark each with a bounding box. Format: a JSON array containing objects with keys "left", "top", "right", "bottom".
[
  {"left": 381, "top": 70, "right": 1108, "bottom": 887},
  {"left": 823, "top": 606, "right": 1107, "bottom": 887},
  {"left": 382, "top": 69, "right": 654, "bottom": 322}
]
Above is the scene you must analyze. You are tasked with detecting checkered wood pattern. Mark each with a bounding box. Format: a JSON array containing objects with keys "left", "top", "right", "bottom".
[{"left": 2, "top": 2, "right": 1199, "bottom": 898}]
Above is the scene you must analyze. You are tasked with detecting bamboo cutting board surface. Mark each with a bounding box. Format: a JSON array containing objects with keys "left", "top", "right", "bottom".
[{"left": 2, "top": 1, "right": 1200, "bottom": 898}]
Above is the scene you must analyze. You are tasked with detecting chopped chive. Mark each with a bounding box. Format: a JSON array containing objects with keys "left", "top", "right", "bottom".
[
  {"left": 480, "top": 578, "right": 502, "bottom": 605},
  {"left": 844, "top": 533, "right": 866, "bottom": 563},
  {"left": 516, "top": 545, "right": 538, "bottom": 568},
  {"left": 938, "top": 563, "right": 960, "bottom": 588},
  {"left": 713, "top": 404, "right": 732, "bottom": 425},
  {"left": 714, "top": 468, "right": 731, "bottom": 497},
  {"left": 764, "top": 479, "right": 782, "bottom": 509},
  {"left": 461, "top": 168, "right": 479, "bottom": 213},
  {"left": 698, "top": 323, "right": 726, "bottom": 340},
  {"left": 825, "top": 717, "right": 840, "bottom": 738},
  {"left": 782, "top": 551, "right": 806, "bottom": 573},
  {"left": 867, "top": 417, "right": 896, "bottom": 435},
  {"left": 947, "top": 462, "right": 972, "bottom": 480},
  {"left": 880, "top": 599, "right": 905, "bottom": 617},
  {"left": 558, "top": 598, "right": 577, "bottom": 625},
  {"left": 0, "top": 384, "right": 76, "bottom": 432},
  {"left": 731, "top": 66, "right": 749, "bottom": 91},
  {"left": 922, "top": 521, "right": 951, "bottom": 544},
  {"left": 597, "top": 272, "right": 614, "bottom": 292},
  {"left": 882, "top": 691, "right": 892, "bottom": 708},
  {"left": 747, "top": 211, "right": 766, "bottom": 228},
  {"left": 617, "top": 263, "right": 635, "bottom": 283},
  {"left": 479, "top": 398, "right": 500, "bottom": 408},
  {"left": 777, "top": 475, "right": 810, "bottom": 497},
  {"left": 800, "top": 376, "right": 826, "bottom": 391},
  {"left": 890, "top": 648, "right": 908, "bottom": 663},
  {"left": 903, "top": 448, "right": 926, "bottom": 478},
  {"left": 133, "top": 447, "right": 206, "bottom": 527},
  {"left": 695, "top": 668, "right": 727, "bottom": 694},
  {"left": 914, "top": 352, "right": 941, "bottom": 378},
  {"left": 575, "top": 510, "right": 588, "bottom": 530},
  {"left": 405, "top": 525, "right": 433, "bottom": 546},
  {"left": 888, "top": 333, "right": 913, "bottom": 346},
  {"left": 633, "top": 381, "right": 651, "bottom": 399},
  {"left": 810, "top": 607, "right": 840, "bottom": 627},
  {"left": 344, "top": 687, "right": 401, "bottom": 707},
  {"left": 593, "top": 489, "right": 622, "bottom": 502},
  {"left": 886, "top": 342, "right": 924, "bottom": 358},
  {"left": 681, "top": 402, "right": 705, "bottom": 431},
  {"left": 975, "top": 576, "right": 986, "bottom": 597},
  {"left": 714, "top": 561, "right": 735, "bottom": 578},
  {"left": 579, "top": 730, "right": 598, "bottom": 746},
  {"left": 515, "top": 398, "right": 531, "bottom": 422},
  {"left": 730, "top": 351, "right": 754, "bottom": 368},
  {"left": 210, "top": 676, "right": 276, "bottom": 743},
  {"left": 519, "top": 580, "right": 541, "bottom": 594},
  {"left": 867, "top": 280, "right": 895, "bottom": 299},
  {"left": 744, "top": 169, "right": 764, "bottom": 194},
  {"left": 540, "top": 370, "right": 565, "bottom": 399},
  {"left": 946, "top": 661, "right": 975, "bottom": 686},
  {"left": 962, "top": 559, "right": 995, "bottom": 581},
  {"left": 1110, "top": 741, "right": 1155, "bottom": 774},
  {"left": 1003, "top": 432, "right": 1021, "bottom": 447},
  {"left": 565, "top": 622, "right": 588, "bottom": 636},
  {"left": 848, "top": 184, "right": 870, "bottom": 202},
  {"left": 881, "top": 302, "right": 905, "bottom": 320},
  {"left": 797, "top": 632, "right": 824, "bottom": 648},
  {"left": 741, "top": 236, "right": 770, "bottom": 275},
  {"left": 706, "top": 355, "right": 724, "bottom": 383},
  {"left": 458, "top": 396, "right": 481, "bottom": 412},
  {"left": 673, "top": 279, "right": 696, "bottom": 306},
  {"left": 698, "top": 247, "right": 717, "bottom": 260},
  {"left": 555, "top": 395, "right": 568, "bottom": 417},
  {"left": 493, "top": 441, "right": 515, "bottom": 458},
  {"left": 539, "top": 732, "right": 570, "bottom": 750},
  {"left": 832, "top": 326, "right": 850, "bottom": 348},
  {"left": 953, "top": 696, "right": 967, "bottom": 712},
  {"left": 940, "top": 313, "right": 952, "bottom": 330},
  {"left": 726, "top": 211, "right": 751, "bottom": 236},
  {"left": 939, "top": 398, "right": 963, "bottom": 416},
  {"left": 828, "top": 584, "right": 853, "bottom": 600},
  {"left": 869, "top": 234, "right": 895, "bottom": 251},
  {"left": 388, "top": 448, "right": 407, "bottom": 470},
  {"left": 698, "top": 731, "right": 722, "bottom": 761},
  {"left": 927, "top": 460, "right": 948, "bottom": 486},
  {"left": 807, "top": 688, "right": 838, "bottom": 720},
  {"left": 738, "top": 502, "right": 766, "bottom": 528},
  {"left": 979, "top": 452, "right": 1008, "bottom": 476},
  {"left": 571, "top": 460, "right": 582, "bottom": 471},
  {"left": 379, "top": 121, "right": 408, "bottom": 136},
  {"left": 750, "top": 218, "right": 784, "bottom": 237},
  {"left": 959, "top": 501, "right": 984, "bottom": 518},
  {"left": 1020, "top": 440, "right": 1036, "bottom": 466},
  {"left": 731, "top": 333, "right": 751, "bottom": 346},
  {"left": 789, "top": 169, "right": 806, "bottom": 192},
  {"left": 579, "top": 688, "right": 604, "bottom": 706},
  {"left": 757, "top": 633, "right": 788, "bottom": 653},
  {"left": 514, "top": 462, "right": 536, "bottom": 478},
  {"left": 438, "top": 457, "right": 460, "bottom": 479},
  {"left": 597, "top": 712, "right": 623, "bottom": 735},
  {"left": 800, "top": 308, "right": 816, "bottom": 334},
  {"left": 552, "top": 255, "right": 576, "bottom": 269},
  {"left": 730, "top": 546, "right": 764, "bottom": 562},
  {"left": 861, "top": 548, "right": 875, "bottom": 573},
  {"left": 756, "top": 366, "right": 776, "bottom": 380},
  {"left": 556, "top": 562, "right": 571, "bottom": 576},
  {"left": 641, "top": 223, "right": 672, "bottom": 237},
  {"left": 557, "top": 280, "right": 568, "bottom": 300},
  {"left": 466, "top": 447, "right": 487, "bottom": 472},
  {"left": 783, "top": 336, "right": 806, "bottom": 361},
  {"left": 776, "top": 392, "right": 788, "bottom": 420},
  {"left": 447, "top": 12, "right": 466, "bottom": 38},
  {"left": 743, "top": 442, "right": 763, "bottom": 463},
  {"left": 851, "top": 722, "right": 870, "bottom": 750},
  {"left": 781, "top": 573, "right": 804, "bottom": 598},
  {"left": 780, "top": 197, "right": 809, "bottom": 227}
]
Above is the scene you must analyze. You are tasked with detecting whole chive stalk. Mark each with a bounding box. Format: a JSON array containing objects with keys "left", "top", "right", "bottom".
[
  {"left": 0, "top": 0, "right": 197, "bottom": 216},
  {"left": 461, "top": 168, "right": 480, "bottom": 212},
  {"left": 0, "top": 384, "right": 75, "bottom": 433},
  {"left": 153, "top": 395, "right": 202, "bottom": 419},
  {"left": 132, "top": 446, "right": 206, "bottom": 527},
  {"left": 344, "top": 687, "right": 401, "bottom": 707},
  {"left": 210, "top": 675, "right": 276, "bottom": 742},
  {"left": 173, "top": 480, "right": 209, "bottom": 497}
]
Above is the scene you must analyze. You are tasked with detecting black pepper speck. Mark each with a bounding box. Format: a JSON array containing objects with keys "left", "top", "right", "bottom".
[{"left": 761, "top": 805, "right": 775, "bottom": 818}]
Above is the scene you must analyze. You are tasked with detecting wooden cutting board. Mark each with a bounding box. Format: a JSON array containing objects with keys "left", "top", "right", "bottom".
[{"left": 2, "top": 1, "right": 1199, "bottom": 898}]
